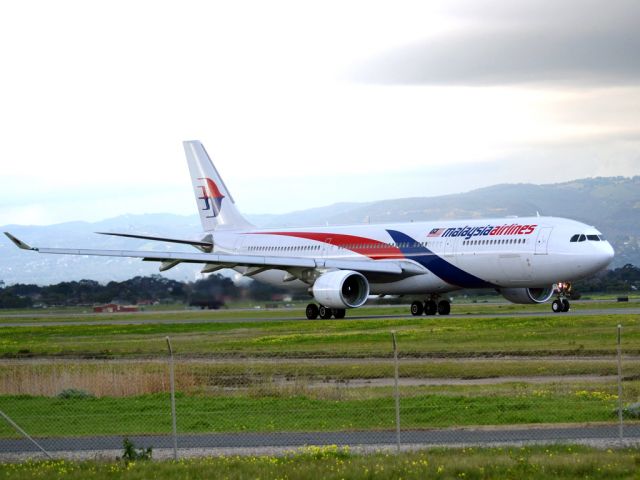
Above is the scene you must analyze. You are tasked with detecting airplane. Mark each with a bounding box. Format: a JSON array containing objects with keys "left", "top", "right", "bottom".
[{"left": 5, "top": 140, "right": 614, "bottom": 319}]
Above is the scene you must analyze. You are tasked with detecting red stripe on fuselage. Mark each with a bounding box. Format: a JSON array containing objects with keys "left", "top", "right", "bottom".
[{"left": 252, "top": 231, "right": 403, "bottom": 260}]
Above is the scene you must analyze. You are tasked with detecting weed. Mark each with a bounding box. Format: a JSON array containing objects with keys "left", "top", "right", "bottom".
[{"left": 119, "top": 437, "right": 152, "bottom": 462}]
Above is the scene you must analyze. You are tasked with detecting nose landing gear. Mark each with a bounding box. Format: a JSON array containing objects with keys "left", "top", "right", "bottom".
[{"left": 552, "top": 283, "right": 572, "bottom": 313}]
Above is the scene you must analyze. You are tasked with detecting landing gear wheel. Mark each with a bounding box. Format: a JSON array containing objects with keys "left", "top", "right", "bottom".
[
  {"left": 333, "top": 308, "right": 346, "bottom": 319},
  {"left": 424, "top": 300, "right": 438, "bottom": 316},
  {"left": 561, "top": 299, "right": 570, "bottom": 312},
  {"left": 305, "top": 303, "right": 319, "bottom": 320},
  {"left": 551, "top": 299, "right": 563, "bottom": 313},
  {"left": 411, "top": 301, "right": 424, "bottom": 316},
  {"left": 437, "top": 300, "right": 451, "bottom": 316},
  {"left": 319, "top": 305, "right": 333, "bottom": 319}
]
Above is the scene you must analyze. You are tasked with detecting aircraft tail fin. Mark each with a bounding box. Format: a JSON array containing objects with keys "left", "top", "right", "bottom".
[{"left": 183, "top": 140, "right": 254, "bottom": 231}]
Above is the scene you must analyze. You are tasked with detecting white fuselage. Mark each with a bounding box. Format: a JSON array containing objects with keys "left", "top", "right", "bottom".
[{"left": 209, "top": 216, "right": 614, "bottom": 295}]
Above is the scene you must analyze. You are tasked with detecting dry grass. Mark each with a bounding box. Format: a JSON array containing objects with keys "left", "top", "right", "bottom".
[
  {"left": 0, "top": 361, "right": 351, "bottom": 400},
  {"left": 1, "top": 359, "right": 637, "bottom": 402},
  {"left": 0, "top": 361, "right": 198, "bottom": 397}
]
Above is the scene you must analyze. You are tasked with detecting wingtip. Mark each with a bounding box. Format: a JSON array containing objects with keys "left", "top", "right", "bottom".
[{"left": 4, "top": 232, "right": 35, "bottom": 250}]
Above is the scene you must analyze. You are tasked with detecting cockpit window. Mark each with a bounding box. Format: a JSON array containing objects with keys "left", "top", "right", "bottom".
[{"left": 571, "top": 233, "right": 606, "bottom": 243}]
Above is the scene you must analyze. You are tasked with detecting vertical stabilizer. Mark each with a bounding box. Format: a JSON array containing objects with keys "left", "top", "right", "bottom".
[{"left": 183, "top": 140, "right": 254, "bottom": 231}]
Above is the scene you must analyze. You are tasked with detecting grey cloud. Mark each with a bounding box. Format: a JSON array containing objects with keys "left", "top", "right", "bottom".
[{"left": 355, "top": 0, "right": 640, "bottom": 86}]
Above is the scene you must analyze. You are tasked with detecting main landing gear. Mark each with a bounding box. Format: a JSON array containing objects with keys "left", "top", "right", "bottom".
[
  {"left": 551, "top": 282, "right": 571, "bottom": 313},
  {"left": 305, "top": 303, "right": 346, "bottom": 320},
  {"left": 410, "top": 298, "right": 451, "bottom": 316}
]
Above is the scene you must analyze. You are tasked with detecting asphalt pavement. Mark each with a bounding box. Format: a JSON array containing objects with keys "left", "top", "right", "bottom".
[
  {"left": 1, "top": 425, "right": 639, "bottom": 455},
  {"left": 0, "top": 307, "right": 638, "bottom": 327}
]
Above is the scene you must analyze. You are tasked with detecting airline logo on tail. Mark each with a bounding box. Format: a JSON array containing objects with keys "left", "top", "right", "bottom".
[{"left": 196, "top": 177, "right": 225, "bottom": 218}]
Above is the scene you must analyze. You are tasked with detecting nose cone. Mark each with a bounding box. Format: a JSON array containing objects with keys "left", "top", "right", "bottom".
[{"left": 595, "top": 241, "right": 615, "bottom": 271}]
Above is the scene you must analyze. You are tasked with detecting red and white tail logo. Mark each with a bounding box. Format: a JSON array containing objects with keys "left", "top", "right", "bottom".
[
  {"left": 196, "top": 177, "right": 225, "bottom": 218},
  {"left": 184, "top": 140, "right": 253, "bottom": 231}
]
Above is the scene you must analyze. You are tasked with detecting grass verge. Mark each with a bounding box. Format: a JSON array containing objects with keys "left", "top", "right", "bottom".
[
  {"left": 0, "top": 382, "right": 633, "bottom": 437},
  {"left": 1, "top": 445, "right": 639, "bottom": 479},
  {"left": 1, "top": 312, "right": 639, "bottom": 358}
]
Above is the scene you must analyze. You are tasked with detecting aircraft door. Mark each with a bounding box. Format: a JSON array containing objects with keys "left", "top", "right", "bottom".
[
  {"left": 323, "top": 238, "right": 333, "bottom": 258},
  {"left": 534, "top": 227, "right": 552, "bottom": 255}
]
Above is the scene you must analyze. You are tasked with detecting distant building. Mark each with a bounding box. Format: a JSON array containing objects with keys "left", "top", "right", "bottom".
[
  {"left": 136, "top": 299, "right": 157, "bottom": 306},
  {"left": 93, "top": 303, "right": 139, "bottom": 313}
]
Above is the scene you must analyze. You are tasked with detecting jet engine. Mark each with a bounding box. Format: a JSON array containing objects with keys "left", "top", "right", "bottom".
[
  {"left": 498, "top": 287, "right": 554, "bottom": 304},
  {"left": 312, "top": 270, "right": 370, "bottom": 309}
]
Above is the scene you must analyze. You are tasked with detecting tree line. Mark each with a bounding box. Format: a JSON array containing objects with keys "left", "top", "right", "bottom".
[
  {"left": 0, "top": 274, "right": 292, "bottom": 309},
  {"left": 572, "top": 263, "right": 639, "bottom": 293}
]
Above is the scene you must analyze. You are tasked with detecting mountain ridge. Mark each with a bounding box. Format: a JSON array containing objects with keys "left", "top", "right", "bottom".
[{"left": 1, "top": 176, "right": 637, "bottom": 284}]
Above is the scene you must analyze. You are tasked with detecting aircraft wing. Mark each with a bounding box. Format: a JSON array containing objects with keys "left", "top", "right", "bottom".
[
  {"left": 4, "top": 232, "right": 416, "bottom": 275},
  {"left": 95, "top": 232, "right": 213, "bottom": 250}
]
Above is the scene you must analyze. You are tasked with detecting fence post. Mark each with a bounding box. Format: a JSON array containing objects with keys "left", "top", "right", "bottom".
[
  {"left": 391, "top": 331, "right": 400, "bottom": 454},
  {"left": 166, "top": 336, "right": 178, "bottom": 460},
  {"left": 616, "top": 324, "right": 623, "bottom": 443}
]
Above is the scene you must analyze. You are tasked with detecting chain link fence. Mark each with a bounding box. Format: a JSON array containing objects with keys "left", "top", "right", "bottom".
[{"left": 0, "top": 325, "right": 639, "bottom": 459}]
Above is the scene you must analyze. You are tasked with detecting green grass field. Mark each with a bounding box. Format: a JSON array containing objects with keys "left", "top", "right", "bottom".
[
  {"left": 2, "top": 446, "right": 638, "bottom": 480},
  {"left": 0, "top": 379, "right": 635, "bottom": 437},
  {"left": 1, "top": 300, "right": 639, "bottom": 476},
  {"left": 0, "top": 310, "right": 638, "bottom": 358}
]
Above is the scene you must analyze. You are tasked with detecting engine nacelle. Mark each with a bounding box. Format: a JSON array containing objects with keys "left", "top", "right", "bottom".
[
  {"left": 312, "top": 270, "right": 370, "bottom": 309},
  {"left": 498, "top": 287, "right": 554, "bottom": 304}
]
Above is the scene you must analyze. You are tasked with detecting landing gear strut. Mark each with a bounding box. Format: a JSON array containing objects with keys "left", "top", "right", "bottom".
[
  {"left": 306, "top": 303, "right": 346, "bottom": 320},
  {"left": 410, "top": 297, "right": 450, "bottom": 316},
  {"left": 552, "top": 283, "right": 571, "bottom": 313}
]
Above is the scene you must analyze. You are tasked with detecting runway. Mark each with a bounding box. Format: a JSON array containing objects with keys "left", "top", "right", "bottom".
[
  {"left": 1, "top": 425, "right": 638, "bottom": 456},
  {"left": 0, "top": 307, "right": 638, "bottom": 328}
]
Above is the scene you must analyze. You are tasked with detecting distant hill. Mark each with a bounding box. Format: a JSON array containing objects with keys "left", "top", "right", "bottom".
[
  {"left": 255, "top": 176, "right": 639, "bottom": 267},
  {"left": 1, "top": 176, "right": 637, "bottom": 284}
]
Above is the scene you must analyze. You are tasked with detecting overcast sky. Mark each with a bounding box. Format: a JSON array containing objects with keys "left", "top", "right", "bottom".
[{"left": 1, "top": 0, "right": 639, "bottom": 225}]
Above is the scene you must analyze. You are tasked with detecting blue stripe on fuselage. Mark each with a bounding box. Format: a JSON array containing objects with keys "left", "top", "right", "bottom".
[{"left": 386, "top": 229, "right": 495, "bottom": 289}]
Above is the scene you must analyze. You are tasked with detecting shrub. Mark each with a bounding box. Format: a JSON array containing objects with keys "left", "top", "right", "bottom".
[
  {"left": 120, "top": 437, "right": 153, "bottom": 462},
  {"left": 57, "top": 388, "right": 95, "bottom": 399}
]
